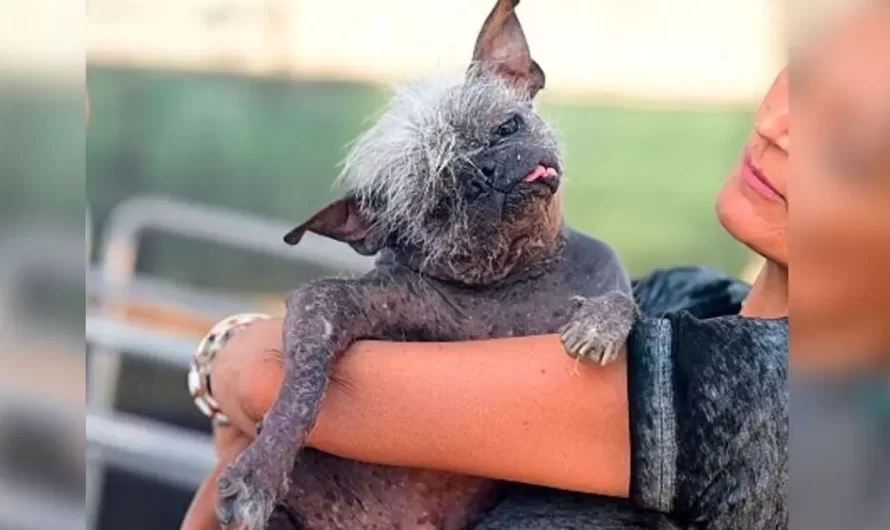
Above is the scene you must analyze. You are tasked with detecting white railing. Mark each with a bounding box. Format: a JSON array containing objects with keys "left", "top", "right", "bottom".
[{"left": 85, "top": 195, "right": 373, "bottom": 529}]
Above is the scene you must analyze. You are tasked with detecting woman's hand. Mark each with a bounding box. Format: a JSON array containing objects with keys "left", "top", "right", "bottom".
[
  {"left": 181, "top": 318, "right": 284, "bottom": 530},
  {"left": 207, "top": 317, "right": 286, "bottom": 437},
  {"left": 181, "top": 424, "right": 253, "bottom": 530}
]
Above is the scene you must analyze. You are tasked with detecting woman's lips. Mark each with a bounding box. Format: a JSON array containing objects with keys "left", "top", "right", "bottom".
[{"left": 740, "top": 153, "right": 784, "bottom": 202}]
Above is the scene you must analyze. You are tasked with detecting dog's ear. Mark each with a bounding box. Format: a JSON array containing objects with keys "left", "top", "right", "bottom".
[
  {"left": 471, "top": 0, "right": 545, "bottom": 99},
  {"left": 283, "top": 196, "right": 384, "bottom": 256}
]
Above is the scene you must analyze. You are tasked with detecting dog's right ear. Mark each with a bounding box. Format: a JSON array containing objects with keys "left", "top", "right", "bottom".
[
  {"left": 471, "top": 0, "right": 545, "bottom": 99},
  {"left": 283, "top": 196, "right": 384, "bottom": 256}
]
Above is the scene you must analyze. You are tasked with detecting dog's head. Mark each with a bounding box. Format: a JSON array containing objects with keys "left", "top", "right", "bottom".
[{"left": 285, "top": 0, "right": 563, "bottom": 285}]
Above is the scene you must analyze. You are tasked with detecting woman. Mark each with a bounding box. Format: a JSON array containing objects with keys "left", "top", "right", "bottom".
[
  {"left": 182, "top": 77, "right": 788, "bottom": 530},
  {"left": 181, "top": 70, "right": 789, "bottom": 529}
]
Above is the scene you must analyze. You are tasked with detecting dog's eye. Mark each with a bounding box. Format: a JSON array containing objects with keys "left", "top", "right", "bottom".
[{"left": 495, "top": 114, "right": 523, "bottom": 137}]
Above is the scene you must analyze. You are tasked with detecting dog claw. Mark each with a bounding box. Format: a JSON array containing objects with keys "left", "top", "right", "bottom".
[
  {"left": 215, "top": 494, "right": 235, "bottom": 528},
  {"left": 215, "top": 442, "right": 288, "bottom": 530},
  {"left": 559, "top": 292, "right": 636, "bottom": 366},
  {"left": 217, "top": 476, "right": 238, "bottom": 497},
  {"left": 601, "top": 344, "right": 614, "bottom": 366}
]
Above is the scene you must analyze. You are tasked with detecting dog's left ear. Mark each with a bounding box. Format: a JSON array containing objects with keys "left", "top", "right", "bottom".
[
  {"left": 283, "top": 196, "right": 385, "bottom": 256},
  {"left": 471, "top": 0, "right": 545, "bottom": 99}
]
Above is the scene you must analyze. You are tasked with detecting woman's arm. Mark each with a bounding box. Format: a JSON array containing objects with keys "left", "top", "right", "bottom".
[
  {"left": 181, "top": 425, "right": 252, "bottom": 530},
  {"left": 211, "top": 317, "right": 631, "bottom": 497},
  {"left": 188, "top": 267, "right": 784, "bottom": 530}
]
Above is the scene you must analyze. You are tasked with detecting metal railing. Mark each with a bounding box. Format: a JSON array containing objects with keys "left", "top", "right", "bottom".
[
  {"left": 86, "top": 411, "right": 215, "bottom": 490},
  {"left": 85, "top": 195, "right": 373, "bottom": 529}
]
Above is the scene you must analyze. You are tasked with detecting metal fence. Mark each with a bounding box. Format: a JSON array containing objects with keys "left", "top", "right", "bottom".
[{"left": 84, "top": 196, "right": 373, "bottom": 530}]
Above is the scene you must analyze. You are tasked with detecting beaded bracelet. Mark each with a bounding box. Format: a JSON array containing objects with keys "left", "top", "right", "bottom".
[{"left": 187, "top": 313, "right": 272, "bottom": 426}]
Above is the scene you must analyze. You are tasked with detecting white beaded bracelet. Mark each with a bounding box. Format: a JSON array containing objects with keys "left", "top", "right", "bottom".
[{"left": 187, "top": 313, "right": 272, "bottom": 426}]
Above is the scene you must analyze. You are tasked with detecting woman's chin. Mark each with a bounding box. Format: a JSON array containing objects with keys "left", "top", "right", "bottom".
[
  {"left": 716, "top": 177, "right": 754, "bottom": 241},
  {"left": 716, "top": 180, "right": 788, "bottom": 265}
]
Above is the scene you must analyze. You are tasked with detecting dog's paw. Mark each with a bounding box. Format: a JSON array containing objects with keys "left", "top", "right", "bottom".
[
  {"left": 216, "top": 443, "right": 289, "bottom": 530},
  {"left": 559, "top": 291, "right": 637, "bottom": 366}
]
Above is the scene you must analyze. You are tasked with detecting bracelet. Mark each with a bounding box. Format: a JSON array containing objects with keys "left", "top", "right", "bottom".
[{"left": 188, "top": 313, "right": 272, "bottom": 427}]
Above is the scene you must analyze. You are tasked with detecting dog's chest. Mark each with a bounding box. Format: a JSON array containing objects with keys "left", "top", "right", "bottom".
[
  {"left": 370, "top": 230, "right": 630, "bottom": 343},
  {"left": 449, "top": 281, "right": 579, "bottom": 339},
  {"left": 414, "top": 266, "right": 604, "bottom": 341}
]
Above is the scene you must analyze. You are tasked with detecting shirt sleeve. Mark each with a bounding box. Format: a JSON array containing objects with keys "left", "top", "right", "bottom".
[
  {"left": 627, "top": 312, "right": 788, "bottom": 529},
  {"left": 632, "top": 266, "right": 750, "bottom": 319}
]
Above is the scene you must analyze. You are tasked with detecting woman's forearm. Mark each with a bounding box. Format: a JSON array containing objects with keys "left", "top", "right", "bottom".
[
  {"left": 308, "top": 335, "right": 631, "bottom": 497},
  {"left": 213, "top": 318, "right": 631, "bottom": 497}
]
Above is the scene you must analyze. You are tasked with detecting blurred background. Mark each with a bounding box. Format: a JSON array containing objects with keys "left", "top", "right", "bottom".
[
  {"left": 0, "top": 0, "right": 85, "bottom": 529},
  {"left": 81, "top": 1, "right": 785, "bottom": 529}
]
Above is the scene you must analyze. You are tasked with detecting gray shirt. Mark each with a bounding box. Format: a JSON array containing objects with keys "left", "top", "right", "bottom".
[{"left": 476, "top": 267, "right": 789, "bottom": 530}]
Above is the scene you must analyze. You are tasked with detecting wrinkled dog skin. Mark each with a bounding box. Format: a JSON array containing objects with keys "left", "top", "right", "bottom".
[{"left": 216, "top": 1, "right": 638, "bottom": 528}]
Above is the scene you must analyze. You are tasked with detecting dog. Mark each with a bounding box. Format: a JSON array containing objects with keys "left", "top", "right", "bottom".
[{"left": 216, "top": 1, "right": 637, "bottom": 528}]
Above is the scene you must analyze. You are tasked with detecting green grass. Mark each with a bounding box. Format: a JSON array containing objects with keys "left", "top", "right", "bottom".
[
  {"left": 86, "top": 67, "right": 753, "bottom": 289},
  {"left": 541, "top": 102, "right": 753, "bottom": 275}
]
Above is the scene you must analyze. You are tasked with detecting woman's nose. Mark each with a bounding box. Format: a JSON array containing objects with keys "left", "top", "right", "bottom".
[{"left": 755, "top": 100, "right": 790, "bottom": 153}]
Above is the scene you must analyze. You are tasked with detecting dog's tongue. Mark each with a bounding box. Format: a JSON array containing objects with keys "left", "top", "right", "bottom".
[{"left": 524, "top": 165, "right": 555, "bottom": 182}]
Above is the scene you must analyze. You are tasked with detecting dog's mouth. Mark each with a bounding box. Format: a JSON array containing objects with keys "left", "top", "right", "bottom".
[{"left": 521, "top": 163, "right": 561, "bottom": 192}]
